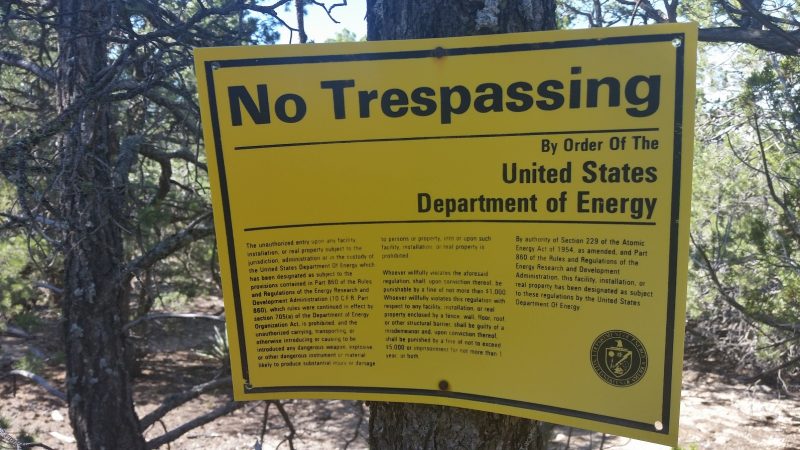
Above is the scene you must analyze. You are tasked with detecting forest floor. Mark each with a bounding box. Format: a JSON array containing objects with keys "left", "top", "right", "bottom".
[{"left": 2, "top": 303, "right": 799, "bottom": 450}]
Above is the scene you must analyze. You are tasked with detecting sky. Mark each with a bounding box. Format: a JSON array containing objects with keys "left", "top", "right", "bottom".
[{"left": 277, "top": 1, "right": 367, "bottom": 44}]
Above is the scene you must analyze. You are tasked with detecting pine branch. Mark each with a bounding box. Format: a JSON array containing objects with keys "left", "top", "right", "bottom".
[
  {"left": 122, "top": 212, "right": 213, "bottom": 280},
  {"left": 2, "top": 325, "right": 32, "bottom": 339},
  {"left": 144, "top": 401, "right": 243, "bottom": 449},
  {"left": 309, "top": 1, "right": 348, "bottom": 24},
  {"left": 0, "top": 51, "right": 55, "bottom": 85},
  {"left": 745, "top": 353, "right": 800, "bottom": 384},
  {"left": 123, "top": 312, "right": 224, "bottom": 332},
  {"left": 140, "top": 376, "right": 231, "bottom": 429},
  {"left": 7, "top": 369, "right": 67, "bottom": 403},
  {"left": 691, "top": 234, "right": 800, "bottom": 333},
  {"left": 699, "top": 27, "right": 800, "bottom": 56}
]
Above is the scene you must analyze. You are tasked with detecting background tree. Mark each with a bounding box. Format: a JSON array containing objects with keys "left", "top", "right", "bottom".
[
  {"left": 365, "top": 1, "right": 555, "bottom": 448},
  {"left": 688, "top": 48, "right": 799, "bottom": 383},
  {"left": 557, "top": 0, "right": 800, "bottom": 388},
  {"left": 0, "top": 1, "right": 286, "bottom": 448},
  {"left": 325, "top": 28, "right": 362, "bottom": 42},
  {"left": 560, "top": 0, "right": 799, "bottom": 55}
]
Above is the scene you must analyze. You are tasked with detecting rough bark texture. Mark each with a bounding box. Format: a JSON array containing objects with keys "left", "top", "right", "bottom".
[
  {"left": 367, "top": 0, "right": 556, "bottom": 41},
  {"left": 366, "top": 0, "right": 556, "bottom": 448},
  {"left": 369, "top": 403, "right": 551, "bottom": 449},
  {"left": 56, "top": 1, "right": 146, "bottom": 448}
]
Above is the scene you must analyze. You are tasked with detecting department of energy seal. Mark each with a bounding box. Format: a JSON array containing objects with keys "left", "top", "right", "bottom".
[{"left": 590, "top": 330, "right": 648, "bottom": 387}]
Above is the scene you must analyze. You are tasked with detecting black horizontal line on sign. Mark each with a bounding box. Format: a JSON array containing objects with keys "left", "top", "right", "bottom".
[
  {"left": 234, "top": 127, "right": 660, "bottom": 150},
  {"left": 244, "top": 219, "right": 657, "bottom": 232},
  {"left": 242, "top": 384, "right": 660, "bottom": 433}
]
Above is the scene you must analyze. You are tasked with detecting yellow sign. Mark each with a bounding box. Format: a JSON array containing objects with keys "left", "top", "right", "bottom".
[{"left": 195, "top": 23, "right": 696, "bottom": 446}]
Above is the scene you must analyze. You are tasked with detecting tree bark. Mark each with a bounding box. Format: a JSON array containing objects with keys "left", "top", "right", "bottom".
[
  {"left": 369, "top": 403, "right": 551, "bottom": 449},
  {"left": 367, "top": 0, "right": 556, "bottom": 41},
  {"left": 56, "top": 1, "right": 147, "bottom": 448},
  {"left": 366, "top": 0, "right": 556, "bottom": 447}
]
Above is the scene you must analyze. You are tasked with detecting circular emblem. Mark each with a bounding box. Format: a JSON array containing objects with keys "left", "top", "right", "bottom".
[{"left": 590, "top": 330, "right": 648, "bottom": 387}]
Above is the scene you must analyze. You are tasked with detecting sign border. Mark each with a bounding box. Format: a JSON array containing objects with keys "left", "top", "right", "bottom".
[{"left": 201, "top": 31, "right": 687, "bottom": 435}]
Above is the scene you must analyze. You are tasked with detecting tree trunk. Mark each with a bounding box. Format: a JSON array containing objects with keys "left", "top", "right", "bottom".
[
  {"left": 366, "top": 0, "right": 556, "bottom": 448},
  {"left": 367, "top": 0, "right": 555, "bottom": 40},
  {"left": 56, "top": 1, "right": 146, "bottom": 448},
  {"left": 369, "top": 403, "right": 551, "bottom": 449}
]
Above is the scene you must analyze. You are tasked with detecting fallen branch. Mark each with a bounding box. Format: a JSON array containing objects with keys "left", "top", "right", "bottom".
[
  {"left": 34, "top": 282, "right": 64, "bottom": 294},
  {"left": 140, "top": 376, "right": 232, "bottom": 429},
  {"left": 1, "top": 425, "right": 57, "bottom": 450},
  {"left": 3, "top": 325, "right": 32, "bottom": 339},
  {"left": 275, "top": 401, "right": 297, "bottom": 450},
  {"left": 8, "top": 369, "right": 66, "bottom": 403},
  {"left": 691, "top": 234, "right": 800, "bottom": 333},
  {"left": 145, "top": 401, "right": 244, "bottom": 449},
  {"left": 343, "top": 401, "right": 365, "bottom": 450},
  {"left": 123, "top": 312, "right": 225, "bottom": 332},
  {"left": 746, "top": 353, "right": 800, "bottom": 386}
]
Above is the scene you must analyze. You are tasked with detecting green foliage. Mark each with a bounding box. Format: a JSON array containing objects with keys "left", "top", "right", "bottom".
[
  {"left": 0, "top": 415, "right": 42, "bottom": 448},
  {"left": 15, "top": 429, "right": 36, "bottom": 445},
  {"left": 13, "top": 351, "right": 44, "bottom": 374},
  {"left": 199, "top": 325, "right": 230, "bottom": 368},
  {"left": 690, "top": 45, "right": 800, "bottom": 371},
  {"left": 49, "top": 350, "right": 66, "bottom": 367},
  {"left": 325, "top": 28, "right": 363, "bottom": 43},
  {"left": 10, "top": 311, "right": 41, "bottom": 333},
  {"left": 0, "top": 235, "right": 39, "bottom": 319}
]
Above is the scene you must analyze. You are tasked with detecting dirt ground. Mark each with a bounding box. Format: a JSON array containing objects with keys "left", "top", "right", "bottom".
[{"left": 2, "top": 312, "right": 799, "bottom": 450}]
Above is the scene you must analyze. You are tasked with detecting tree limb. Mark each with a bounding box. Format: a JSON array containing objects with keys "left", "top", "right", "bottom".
[
  {"left": 8, "top": 369, "right": 67, "bottom": 403},
  {"left": 145, "top": 401, "right": 243, "bottom": 449},
  {"left": 0, "top": 51, "right": 55, "bottom": 85},
  {"left": 259, "top": 401, "right": 273, "bottom": 444},
  {"left": 745, "top": 353, "right": 800, "bottom": 384},
  {"left": 562, "top": 3, "right": 599, "bottom": 27},
  {"left": 140, "top": 376, "right": 231, "bottom": 429},
  {"left": 34, "top": 281, "right": 64, "bottom": 294},
  {"left": 0, "top": 426, "right": 57, "bottom": 450},
  {"left": 0, "top": 90, "right": 99, "bottom": 179},
  {"left": 124, "top": 312, "right": 225, "bottom": 332},
  {"left": 736, "top": 0, "right": 800, "bottom": 50},
  {"left": 122, "top": 212, "right": 213, "bottom": 281},
  {"left": 752, "top": 114, "right": 800, "bottom": 244},
  {"left": 115, "top": 135, "right": 143, "bottom": 190},
  {"left": 138, "top": 145, "right": 208, "bottom": 174},
  {"left": 0, "top": 213, "right": 67, "bottom": 231},
  {"left": 616, "top": 0, "right": 667, "bottom": 23},
  {"left": 141, "top": 89, "right": 202, "bottom": 137},
  {"left": 244, "top": 1, "right": 300, "bottom": 34},
  {"left": 691, "top": 233, "right": 800, "bottom": 333},
  {"left": 275, "top": 401, "right": 298, "bottom": 450},
  {"left": 309, "top": 1, "right": 347, "bottom": 25},
  {"left": 343, "top": 401, "right": 366, "bottom": 450},
  {"left": 699, "top": 27, "right": 800, "bottom": 55},
  {"left": 2, "top": 325, "right": 32, "bottom": 339}
]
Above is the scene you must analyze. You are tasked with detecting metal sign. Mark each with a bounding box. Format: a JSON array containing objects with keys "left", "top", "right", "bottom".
[{"left": 195, "top": 23, "right": 696, "bottom": 446}]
